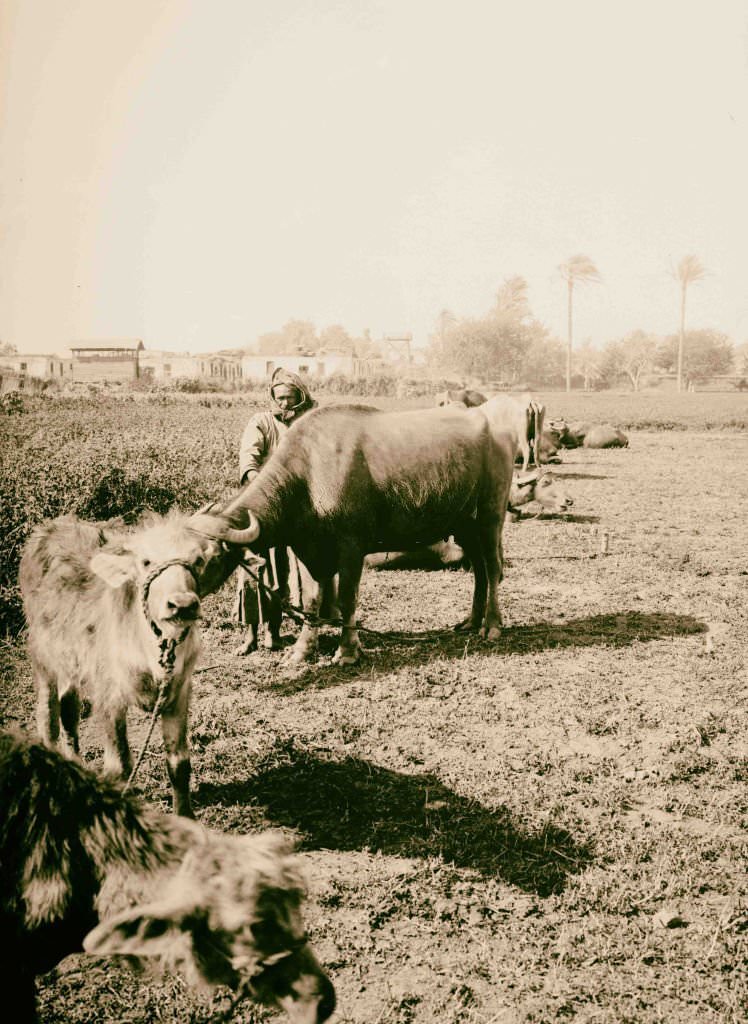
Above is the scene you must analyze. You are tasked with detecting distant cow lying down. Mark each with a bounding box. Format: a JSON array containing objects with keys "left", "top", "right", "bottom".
[
  {"left": 0, "top": 730, "right": 335, "bottom": 1024},
  {"left": 547, "top": 420, "right": 628, "bottom": 449},
  {"left": 365, "top": 470, "right": 573, "bottom": 570}
]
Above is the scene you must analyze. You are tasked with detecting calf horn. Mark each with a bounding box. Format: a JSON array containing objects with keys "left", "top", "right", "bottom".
[{"left": 188, "top": 511, "right": 261, "bottom": 546}]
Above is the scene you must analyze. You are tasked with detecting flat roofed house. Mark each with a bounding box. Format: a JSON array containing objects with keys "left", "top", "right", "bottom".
[{"left": 70, "top": 341, "right": 144, "bottom": 382}]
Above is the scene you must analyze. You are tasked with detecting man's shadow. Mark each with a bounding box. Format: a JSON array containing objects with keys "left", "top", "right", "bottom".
[{"left": 196, "top": 744, "right": 594, "bottom": 897}]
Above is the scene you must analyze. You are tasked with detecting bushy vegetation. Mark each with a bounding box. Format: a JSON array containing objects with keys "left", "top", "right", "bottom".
[{"left": 0, "top": 394, "right": 255, "bottom": 636}]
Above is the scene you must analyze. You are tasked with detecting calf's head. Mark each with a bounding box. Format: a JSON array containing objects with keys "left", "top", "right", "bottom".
[
  {"left": 89, "top": 517, "right": 229, "bottom": 640},
  {"left": 84, "top": 830, "right": 335, "bottom": 1023}
]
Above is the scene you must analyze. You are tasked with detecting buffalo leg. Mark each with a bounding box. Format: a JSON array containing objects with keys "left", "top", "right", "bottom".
[
  {"left": 453, "top": 528, "right": 488, "bottom": 632},
  {"left": 479, "top": 516, "right": 504, "bottom": 640},
  {"left": 161, "top": 683, "right": 193, "bottom": 817},
  {"left": 286, "top": 561, "right": 323, "bottom": 664},
  {"left": 333, "top": 554, "right": 363, "bottom": 665}
]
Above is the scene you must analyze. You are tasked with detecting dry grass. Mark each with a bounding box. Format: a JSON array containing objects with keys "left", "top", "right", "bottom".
[{"left": 2, "top": 412, "right": 748, "bottom": 1022}]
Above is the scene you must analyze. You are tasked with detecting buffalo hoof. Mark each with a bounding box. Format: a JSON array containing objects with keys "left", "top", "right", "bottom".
[
  {"left": 454, "top": 618, "right": 481, "bottom": 633},
  {"left": 284, "top": 642, "right": 317, "bottom": 666},
  {"left": 333, "top": 646, "right": 361, "bottom": 666},
  {"left": 480, "top": 624, "right": 502, "bottom": 641}
]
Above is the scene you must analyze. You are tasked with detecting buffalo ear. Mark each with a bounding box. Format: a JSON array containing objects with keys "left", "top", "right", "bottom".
[{"left": 90, "top": 551, "right": 137, "bottom": 588}]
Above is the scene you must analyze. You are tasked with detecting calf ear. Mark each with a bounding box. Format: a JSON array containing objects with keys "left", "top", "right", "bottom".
[{"left": 90, "top": 551, "right": 137, "bottom": 588}]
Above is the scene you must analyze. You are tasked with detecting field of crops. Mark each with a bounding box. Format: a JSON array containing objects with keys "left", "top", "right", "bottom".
[{"left": 1, "top": 389, "right": 747, "bottom": 1023}]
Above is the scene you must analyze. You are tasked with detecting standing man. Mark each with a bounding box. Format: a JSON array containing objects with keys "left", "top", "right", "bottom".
[{"left": 235, "top": 367, "right": 316, "bottom": 653}]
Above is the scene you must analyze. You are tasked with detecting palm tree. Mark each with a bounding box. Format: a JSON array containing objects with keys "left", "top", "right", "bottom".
[
  {"left": 495, "top": 275, "right": 530, "bottom": 320},
  {"left": 558, "top": 255, "right": 601, "bottom": 392},
  {"left": 673, "top": 255, "right": 706, "bottom": 392}
]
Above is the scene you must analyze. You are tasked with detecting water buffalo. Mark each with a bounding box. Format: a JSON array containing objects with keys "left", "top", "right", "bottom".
[
  {"left": 191, "top": 402, "right": 517, "bottom": 664},
  {"left": 435, "top": 390, "right": 546, "bottom": 470},
  {"left": 582, "top": 424, "right": 629, "bottom": 448},
  {"left": 19, "top": 511, "right": 242, "bottom": 817},
  {"left": 546, "top": 419, "right": 588, "bottom": 448},
  {"left": 509, "top": 469, "right": 574, "bottom": 515},
  {"left": 1, "top": 730, "right": 334, "bottom": 1024},
  {"left": 547, "top": 420, "right": 628, "bottom": 449}
]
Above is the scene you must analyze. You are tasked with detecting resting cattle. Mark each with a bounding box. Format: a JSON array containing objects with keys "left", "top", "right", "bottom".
[
  {"left": 434, "top": 387, "right": 487, "bottom": 408},
  {"left": 546, "top": 419, "right": 587, "bottom": 449},
  {"left": 509, "top": 468, "right": 574, "bottom": 515},
  {"left": 0, "top": 730, "right": 334, "bottom": 1024},
  {"left": 19, "top": 511, "right": 242, "bottom": 817},
  {"left": 582, "top": 424, "right": 629, "bottom": 448},
  {"left": 191, "top": 402, "right": 517, "bottom": 664}
]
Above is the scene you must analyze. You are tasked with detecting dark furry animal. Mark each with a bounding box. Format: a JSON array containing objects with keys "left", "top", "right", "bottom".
[{"left": 0, "top": 730, "right": 334, "bottom": 1024}]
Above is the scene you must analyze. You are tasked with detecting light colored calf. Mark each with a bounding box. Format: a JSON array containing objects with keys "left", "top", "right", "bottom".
[{"left": 19, "top": 511, "right": 236, "bottom": 817}]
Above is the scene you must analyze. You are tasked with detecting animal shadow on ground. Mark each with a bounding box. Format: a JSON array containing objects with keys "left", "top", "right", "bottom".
[
  {"left": 513, "top": 511, "right": 600, "bottom": 525},
  {"left": 196, "top": 744, "right": 593, "bottom": 896},
  {"left": 267, "top": 612, "right": 705, "bottom": 697},
  {"left": 552, "top": 472, "right": 609, "bottom": 481}
]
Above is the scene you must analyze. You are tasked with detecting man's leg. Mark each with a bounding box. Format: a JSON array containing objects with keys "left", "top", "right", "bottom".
[{"left": 235, "top": 564, "right": 260, "bottom": 655}]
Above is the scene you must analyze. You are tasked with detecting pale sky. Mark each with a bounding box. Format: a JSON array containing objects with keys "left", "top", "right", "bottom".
[{"left": 1, "top": 0, "right": 747, "bottom": 356}]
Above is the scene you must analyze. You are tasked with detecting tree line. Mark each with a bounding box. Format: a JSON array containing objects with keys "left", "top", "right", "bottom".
[{"left": 428, "top": 254, "right": 743, "bottom": 392}]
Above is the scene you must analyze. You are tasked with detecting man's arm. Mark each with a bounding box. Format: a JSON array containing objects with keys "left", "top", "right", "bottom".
[{"left": 238, "top": 413, "right": 272, "bottom": 484}]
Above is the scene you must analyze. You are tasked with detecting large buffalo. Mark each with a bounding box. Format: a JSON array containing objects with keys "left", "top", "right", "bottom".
[{"left": 191, "top": 402, "right": 517, "bottom": 665}]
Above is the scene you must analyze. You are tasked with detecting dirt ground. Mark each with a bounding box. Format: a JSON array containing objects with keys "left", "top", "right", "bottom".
[{"left": 2, "top": 430, "right": 747, "bottom": 1023}]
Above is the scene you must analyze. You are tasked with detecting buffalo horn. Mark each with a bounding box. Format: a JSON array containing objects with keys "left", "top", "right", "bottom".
[{"left": 188, "top": 511, "right": 261, "bottom": 546}]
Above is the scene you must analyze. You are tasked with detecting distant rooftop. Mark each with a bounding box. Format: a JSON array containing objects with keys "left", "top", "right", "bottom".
[{"left": 70, "top": 340, "right": 144, "bottom": 352}]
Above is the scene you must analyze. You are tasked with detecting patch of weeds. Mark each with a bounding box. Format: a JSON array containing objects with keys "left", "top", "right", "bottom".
[
  {"left": 666, "top": 756, "right": 712, "bottom": 783},
  {"left": 381, "top": 994, "right": 422, "bottom": 1024},
  {"left": 584, "top": 712, "right": 621, "bottom": 736}
]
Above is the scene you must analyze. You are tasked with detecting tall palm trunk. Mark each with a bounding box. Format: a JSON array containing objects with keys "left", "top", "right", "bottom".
[
  {"left": 566, "top": 279, "right": 574, "bottom": 393},
  {"left": 677, "top": 284, "right": 687, "bottom": 392}
]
